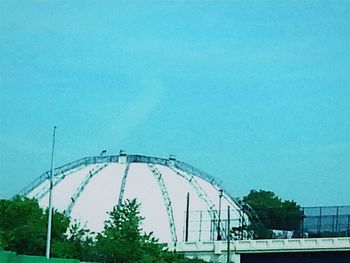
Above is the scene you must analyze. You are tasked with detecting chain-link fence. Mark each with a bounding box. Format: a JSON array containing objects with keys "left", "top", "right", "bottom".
[
  {"left": 300, "top": 206, "right": 350, "bottom": 237},
  {"left": 182, "top": 209, "right": 250, "bottom": 242},
  {"left": 183, "top": 206, "right": 350, "bottom": 241}
]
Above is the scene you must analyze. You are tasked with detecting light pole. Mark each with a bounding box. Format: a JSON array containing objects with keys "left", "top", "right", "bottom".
[
  {"left": 217, "top": 189, "right": 223, "bottom": 240},
  {"left": 46, "top": 126, "right": 56, "bottom": 259},
  {"left": 227, "top": 205, "right": 231, "bottom": 263},
  {"left": 185, "top": 192, "right": 190, "bottom": 242}
]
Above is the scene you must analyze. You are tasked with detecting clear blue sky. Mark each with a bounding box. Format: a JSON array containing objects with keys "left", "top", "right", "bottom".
[{"left": 0, "top": 0, "right": 349, "bottom": 206}]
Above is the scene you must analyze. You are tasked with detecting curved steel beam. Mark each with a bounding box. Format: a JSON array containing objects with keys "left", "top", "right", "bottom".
[
  {"left": 65, "top": 163, "right": 108, "bottom": 216},
  {"left": 18, "top": 156, "right": 118, "bottom": 196},
  {"left": 147, "top": 163, "right": 177, "bottom": 243},
  {"left": 117, "top": 163, "right": 131, "bottom": 206},
  {"left": 20, "top": 154, "right": 222, "bottom": 197},
  {"left": 20, "top": 153, "right": 250, "bottom": 226},
  {"left": 167, "top": 166, "right": 228, "bottom": 240},
  {"left": 167, "top": 166, "right": 217, "bottom": 215},
  {"left": 33, "top": 165, "right": 87, "bottom": 200}
]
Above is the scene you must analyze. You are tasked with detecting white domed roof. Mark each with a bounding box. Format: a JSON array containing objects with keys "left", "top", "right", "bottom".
[{"left": 21, "top": 153, "right": 246, "bottom": 243}]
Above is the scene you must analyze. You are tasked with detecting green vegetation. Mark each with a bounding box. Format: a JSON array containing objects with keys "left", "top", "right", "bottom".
[
  {"left": 0, "top": 196, "right": 206, "bottom": 262},
  {"left": 241, "top": 189, "right": 303, "bottom": 238},
  {"left": 0, "top": 250, "right": 79, "bottom": 263},
  {"left": 0, "top": 189, "right": 303, "bottom": 260},
  {"left": 0, "top": 196, "right": 85, "bottom": 257}
]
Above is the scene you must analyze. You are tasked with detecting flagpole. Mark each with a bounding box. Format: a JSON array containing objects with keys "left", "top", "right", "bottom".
[{"left": 46, "top": 126, "right": 56, "bottom": 259}]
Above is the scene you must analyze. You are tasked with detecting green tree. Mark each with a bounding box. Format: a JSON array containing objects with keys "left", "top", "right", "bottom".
[
  {"left": 51, "top": 221, "right": 94, "bottom": 260},
  {"left": 242, "top": 190, "right": 303, "bottom": 238},
  {"left": 96, "top": 199, "right": 162, "bottom": 262},
  {"left": 0, "top": 197, "right": 207, "bottom": 262},
  {"left": 0, "top": 196, "right": 47, "bottom": 255},
  {"left": 96, "top": 199, "right": 208, "bottom": 263},
  {"left": 0, "top": 196, "right": 76, "bottom": 257}
]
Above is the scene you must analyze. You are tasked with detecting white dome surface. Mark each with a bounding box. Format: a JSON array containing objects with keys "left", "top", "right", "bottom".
[{"left": 23, "top": 154, "right": 246, "bottom": 243}]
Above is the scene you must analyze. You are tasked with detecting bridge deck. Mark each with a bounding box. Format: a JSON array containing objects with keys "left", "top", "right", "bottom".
[{"left": 168, "top": 237, "right": 350, "bottom": 263}]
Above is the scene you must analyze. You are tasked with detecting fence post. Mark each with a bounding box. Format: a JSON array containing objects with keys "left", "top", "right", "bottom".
[
  {"left": 227, "top": 206, "right": 230, "bottom": 263},
  {"left": 317, "top": 207, "right": 322, "bottom": 234},
  {"left": 335, "top": 206, "right": 339, "bottom": 234},
  {"left": 199, "top": 211, "right": 202, "bottom": 241},
  {"left": 185, "top": 192, "right": 190, "bottom": 242},
  {"left": 301, "top": 207, "right": 305, "bottom": 238}
]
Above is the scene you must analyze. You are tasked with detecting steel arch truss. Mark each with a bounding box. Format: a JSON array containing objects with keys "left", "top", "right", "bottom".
[
  {"left": 33, "top": 165, "right": 88, "bottom": 201},
  {"left": 18, "top": 156, "right": 118, "bottom": 197},
  {"left": 65, "top": 163, "right": 108, "bottom": 216},
  {"left": 118, "top": 163, "right": 131, "bottom": 206},
  {"left": 167, "top": 166, "right": 228, "bottom": 240},
  {"left": 19, "top": 154, "right": 223, "bottom": 198},
  {"left": 147, "top": 163, "right": 177, "bottom": 243},
  {"left": 167, "top": 166, "right": 218, "bottom": 216},
  {"left": 19, "top": 153, "right": 252, "bottom": 237}
]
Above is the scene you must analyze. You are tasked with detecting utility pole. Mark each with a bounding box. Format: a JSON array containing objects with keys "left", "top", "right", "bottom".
[
  {"left": 46, "top": 126, "right": 56, "bottom": 259},
  {"left": 217, "top": 189, "right": 223, "bottom": 240},
  {"left": 185, "top": 192, "right": 190, "bottom": 241},
  {"left": 227, "top": 206, "right": 230, "bottom": 263}
]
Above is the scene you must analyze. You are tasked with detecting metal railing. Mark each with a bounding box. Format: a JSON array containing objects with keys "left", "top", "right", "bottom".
[
  {"left": 300, "top": 206, "right": 350, "bottom": 238},
  {"left": 184, "top": 206, "right": 350, "bottom": 241},
  {"left": 183, "top": 209, "right": 247, "bottom": 242}
]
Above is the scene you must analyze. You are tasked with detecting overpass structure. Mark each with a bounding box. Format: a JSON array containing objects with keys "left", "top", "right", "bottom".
[{"left": 168, "top": 237, "right": 350, "bottom": 262}]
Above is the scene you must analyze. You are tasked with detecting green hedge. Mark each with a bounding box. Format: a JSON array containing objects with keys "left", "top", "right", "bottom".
[{"left": 0, "top": 251, "right": 79, "bottom": 263}]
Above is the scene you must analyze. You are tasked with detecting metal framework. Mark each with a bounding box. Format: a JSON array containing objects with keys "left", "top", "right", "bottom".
[
  {"left": 117, "top": 163, "right": 131, "bottom": 206},
  {"left": 18, "top": 156, "right": 119, "bottom": 196},
  {"left": 19, "top": 153, "right": 255, "bottom": 240},
  {"left": 168, "top": 166, "right": 227, "bottom": 240},
  {"left": 65, "top": 163, "right": 108, "bottom": 216},
  {"left": 168, "top": 166, "right": 217, "bottom": 215},
  {"left": 33, "top": 165, "right": 87, "bottom": 200},
  {"left": 19, "top": 155, "right": 220, "bottom": 197},
  {"left": 147, "top": 163, "right": 177, "bottom": 242},
  {"left": 175, "top": 161, "right": 241, "bottom": 210}
]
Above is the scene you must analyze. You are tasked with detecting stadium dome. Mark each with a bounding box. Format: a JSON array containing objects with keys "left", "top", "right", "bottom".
[{"left": 20, "top": 151, "right": 248, "bottom": 243}]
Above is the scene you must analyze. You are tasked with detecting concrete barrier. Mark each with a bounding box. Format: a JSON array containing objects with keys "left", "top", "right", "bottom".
[{"left": 168, "top": 237, "right": 350, "bottom": 262}]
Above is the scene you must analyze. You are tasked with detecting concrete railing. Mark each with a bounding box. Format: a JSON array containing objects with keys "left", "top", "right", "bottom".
[
  {"left": 235, "top": 237, "right": 350, "bottom": 253},
  {"left": 169, "top": 237, "right": 350, "bottom": 254},
  {"left": 167, "top": 237, "right": 350, "bottom": 263}
]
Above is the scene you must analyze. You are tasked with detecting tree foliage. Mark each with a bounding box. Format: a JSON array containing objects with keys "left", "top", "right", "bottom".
[
  {"left": 242, "top": 190, "right": 303, "bottom": 238},
  {"left": 0, "top": 196, "right": 48, "bottom": 255},
  {"left": 96, "top": 199, "right": 150, "bottom": 262},
  {"left": 0, "top": 196, "right": 207, "bottom": 262},
  {"left": 0, "top": 196, "right": 94, "bottom": 259},
  {"left": 51, "top": 222, "right": 94, "bottom": 260},
  {"left": 95, "top": 199, "right": 206, "bottom": 263}
]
